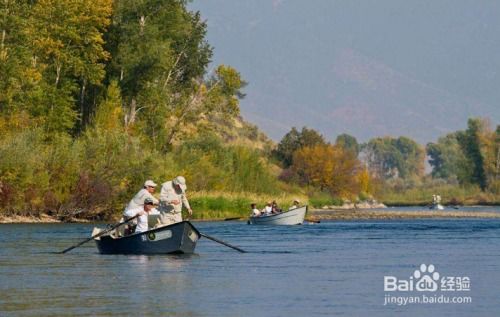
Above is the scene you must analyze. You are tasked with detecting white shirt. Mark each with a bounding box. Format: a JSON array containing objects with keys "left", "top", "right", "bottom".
[
  {"left": 123, "top": 207, "right": 159, "bottom": 233},
  {"left": 125, "top": 188, "right": 159, "bottom": 212},
  {"left": 160, "top": 181, "right": 191, "bottom": 212},
  {"left": 252, "top": 208, "right": 261, "bottom": 217},
  {"left": 263, "top": 206, "right": 272, "bottom": 214}
]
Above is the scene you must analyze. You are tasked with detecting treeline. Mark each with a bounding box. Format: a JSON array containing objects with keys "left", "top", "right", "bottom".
[
  {"left": 273, "top": 118, "right": 499, "bottom": 204},
  {"left": 0, "top": 1, "right": 498, "bottom": 219},
  {"left": 0, "top": 0, "right": 278, "bottom": 218},
  {"left": 1, "top": 0, "right": 243, "bottom": 141}
]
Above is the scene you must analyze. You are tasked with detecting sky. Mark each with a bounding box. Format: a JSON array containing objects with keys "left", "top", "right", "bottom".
[{"left": 190, "top": 0, "right": 500, "bottom": 143}]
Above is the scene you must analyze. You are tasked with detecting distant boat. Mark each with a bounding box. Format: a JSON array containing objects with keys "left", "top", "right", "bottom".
[
  {"left": 429, "top": 203, "right": 445, "bottom": 210},
  {"left": 248, "top": 206, "right": 307, "bottom": 225},
  {"left": 93, "top": 221, "right": 200, "bottom": 255}
]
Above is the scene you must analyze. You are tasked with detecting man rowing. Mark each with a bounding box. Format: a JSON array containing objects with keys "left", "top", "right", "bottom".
[{"left": 123, "top": 197, "right": 157, "bottom": 234}]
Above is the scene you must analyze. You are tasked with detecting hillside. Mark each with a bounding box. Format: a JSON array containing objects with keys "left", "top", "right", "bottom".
[{"left": 191, "top": 0, "right": 500, "bottom": 143}]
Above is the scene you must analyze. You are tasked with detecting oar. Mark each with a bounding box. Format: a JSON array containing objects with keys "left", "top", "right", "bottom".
[
  {"left": 60, "top": 214, "right": 140, "bottom": 254},
  {"left": 305, "top": 217, "right": 321, "bottom": 223},
  {"left": 224, "top": 217, "right": 243, "bottom": 221},
  {"left": 199, "top": 232, "right": 246, "bottom": 253}
]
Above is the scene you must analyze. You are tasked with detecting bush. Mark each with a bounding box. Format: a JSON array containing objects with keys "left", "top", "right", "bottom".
[
  {"left": 309, "top": 192, "right": 343, "bottom": 208},
  {"left": 0, "top": 128, "right": 285, "bottom": 219}
]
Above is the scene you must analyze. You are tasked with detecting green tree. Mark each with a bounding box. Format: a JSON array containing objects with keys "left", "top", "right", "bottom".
[
  {"left": 0, "top": 0, "right": 32, "bottom": 115},
  {"left": 24, "top": 0, "right": 112, "bottom": 133},
  {"left": 274, "top": 127, "right": 300, "bottom": 167},
  {"left": 363, "top": 136, "right": 424, "bottom": 179},
  {"left": 394, "top": 136, "right": 425, "bottom": 178},
  {"left": 92, "top": 80, "right": 123, "bottom": 132},
  {"left": 274, "top": 127, "right": 327, "bottom": 167},
  {"left": 105, "top": 0, "right": 212, "bottom": 144},
  {"left": 456, "top": 118, "right": 488, "bottom": 190},
  {"left": 164, "top": 65, "right": 246, "bottom": 148},
  {"left": 426, "top": 133, "right": 471, "bottom": 182},
  {"left": 335, "top": 133, "right": 359, "bottom": 157}
]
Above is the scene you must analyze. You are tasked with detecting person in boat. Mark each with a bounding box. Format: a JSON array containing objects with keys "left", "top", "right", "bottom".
[
  {"left": 251, "top": 203, "right": 261, "bottom": 217},
  {"left": 432, "top": 195, "right": 436, "bottom": 204},
  {"left": 262, "top": 201, "right": 273, "bottom": 215},
  {"left": 271, "top": 200, "right": 282, "bottom": 213},
  {"left": 289, "top": 199, "right": 300, "bottom": 210},
  {"left": 123, "top": 197, "right": 157, "bottom": 234},
  {"left": 125, "top": 180, "right": 159, "bottom": 212},
  {"left": 157, "top": 176, "right": 193, "bottom": 226}
]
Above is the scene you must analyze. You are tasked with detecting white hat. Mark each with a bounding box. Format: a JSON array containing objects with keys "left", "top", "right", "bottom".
[
  {"left": 293, "top": 199, "right": 300, "bottom": 204},
  {"left": 144, "top": 180, "right": 157, "bottom": 187},
  {"left": 173, "top": 176, "right": 187, "bottom": 192}
]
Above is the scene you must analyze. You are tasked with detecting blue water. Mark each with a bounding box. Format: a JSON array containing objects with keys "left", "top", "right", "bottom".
[{"left": 1, "top": 219, "right": 499, "bottom": 316}]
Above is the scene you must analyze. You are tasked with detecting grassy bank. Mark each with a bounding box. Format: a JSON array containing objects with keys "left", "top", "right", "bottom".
[
  {"left": 379, "top": 184, "right": 499, "bottom": 206},
  {"left": 188, "top": 191, "right": 308, "bottom": 220}
]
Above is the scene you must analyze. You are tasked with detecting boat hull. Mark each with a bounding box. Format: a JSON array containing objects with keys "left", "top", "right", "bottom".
[
  {"left": 94, "top": 221, "right": 200, "bottom": 255},
  {"left": 249, "top": 206, "right": 307, "bottom": 225},
  {"left": 429, "top": 203, "right": 445, "bottom": 210}
]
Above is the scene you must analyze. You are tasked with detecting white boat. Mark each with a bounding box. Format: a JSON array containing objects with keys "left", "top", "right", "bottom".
[
  {"left": 429, "top": 203, "right": 444, "bottom": 210},
  {"left": 248, "top": 206, "right": 307, "bottom": 225}
]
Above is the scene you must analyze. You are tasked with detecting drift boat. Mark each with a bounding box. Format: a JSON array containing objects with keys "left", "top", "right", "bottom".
[
  {"left": 93, "top": 221, "right": 200, "bottom": 255},
  {"left": 248, "top": 206, "right": 307, "bottom": 225},
  {"left": 429, "top": 203, "right": 445, "bottom": 210}
]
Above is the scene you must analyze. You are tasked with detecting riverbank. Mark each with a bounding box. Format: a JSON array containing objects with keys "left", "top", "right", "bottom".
[
  {"left": 3, "top": 207, "right": 500, "bottom": 223},
  {"left": 308, "top": 209, "right": 500, "bottom": 220},
  {"left": 0, "top": 214, "right": 62, "bottom": 223},
  {"left": 0, "top": 213, "right": 92, "bottom": 224}
]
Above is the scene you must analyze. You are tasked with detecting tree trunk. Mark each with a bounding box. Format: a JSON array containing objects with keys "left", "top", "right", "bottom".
[
  {"left": 55, "top": 64, "right": 61, "bottom": 86},
  {"left": 79, "top": 78, "right": 87, "bottom": 128},
  {"left": 1, "top": 29, "right": 5, "bottom": 50},
  {"left": 496, "top": 147, "right": 500, "bottom": 180},
  {"left": 125, "top": 98, "right": 137, "bottom": 129}
]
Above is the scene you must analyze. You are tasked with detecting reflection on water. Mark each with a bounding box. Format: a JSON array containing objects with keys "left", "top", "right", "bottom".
[{"left": 1, "top": 219, "right": 500, "bottom": 316}]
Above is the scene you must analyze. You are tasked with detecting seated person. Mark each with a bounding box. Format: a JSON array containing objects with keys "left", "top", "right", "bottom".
[
  {"left": 271, "top": 200, "right": 282, "bottom": 213},
  {"left": 289, "top": 199, "right": 300, "bottom": 210},
  {"left": 123, "top": 197, "right": 157, "bottom": 234},
  {"left": 262, "top": 201, "right": 273, "bottom": 215},
  {"left": 251, "top": 203, "right": 261, "bottom": 217}
]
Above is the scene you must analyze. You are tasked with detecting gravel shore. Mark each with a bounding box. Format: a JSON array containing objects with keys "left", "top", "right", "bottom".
[{"left": 308, "top": 209, "right": 500, "bottom": 220}]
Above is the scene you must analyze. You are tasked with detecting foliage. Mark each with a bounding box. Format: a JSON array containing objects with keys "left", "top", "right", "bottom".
[
  {"left": 188, "top": 191, "right": 309, "bottom": 219},
  {"left": 427, "top": 118, "right": 499, "bottom": 193},
  {"left": 1, "top": 1, "right": 499, "bottom": 220},
  {"left": 308, "top": 192, "right": 343, "bottom": 208},
  {"left": 363, "top": 136, "right": 425, "bottom": 179},
  {"left": 335, "top": 133, "right": 359, "bottom": 157},
  {"left": 274, "top": 126, "right": 327, "bottom": 167},
  {"left": 427, "top": 133, "right": 471, "bottom": 181},
  {"left": 292, "top": 144, "right": 362, "bottom": 198},
  {"left": 174, "top": 134, "right": 279, "bottom": 194},
  {"left": 378, "top": 179, "right": 499, "bottom": 206}
]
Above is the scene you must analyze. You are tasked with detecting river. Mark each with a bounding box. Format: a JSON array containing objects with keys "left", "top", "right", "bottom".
[{"left": 1, "top": 218, "right": 499, "bottom": 316}]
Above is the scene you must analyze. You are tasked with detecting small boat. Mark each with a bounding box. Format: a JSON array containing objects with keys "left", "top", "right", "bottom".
[
  {"left": 94, "top": 221, "right": 200, "bottom": 255},
  {"left": 429, "top": 203, "right": 444, "bottom": 210},
  {"left": 248, "top": 206, "right": 307, "bottom": 225}
]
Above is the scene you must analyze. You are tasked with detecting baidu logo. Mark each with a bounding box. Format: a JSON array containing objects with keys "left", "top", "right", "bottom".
[
  {"left": 383, "top": 264, "right": 472, "bottom": 306},
  {"left": 414, "top": 264, "right": 439, "bottom": 291},
  {"left": 384, "top": 263, "right": 470, "bottom": 292}
]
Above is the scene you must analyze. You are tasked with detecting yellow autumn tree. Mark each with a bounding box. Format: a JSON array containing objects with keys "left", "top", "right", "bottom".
[
  {"left": 358, "top": 165, "right": 371, "bottom": 195},
  {"left": 292, "top": 144, "right": 362, "bottom": 198}
]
